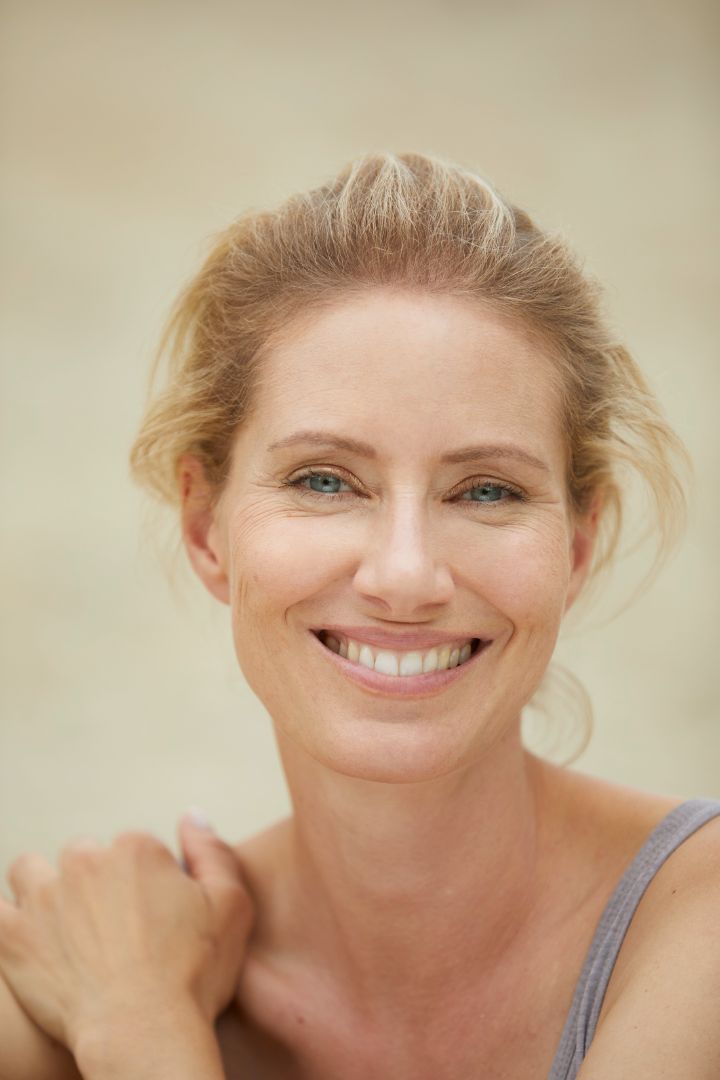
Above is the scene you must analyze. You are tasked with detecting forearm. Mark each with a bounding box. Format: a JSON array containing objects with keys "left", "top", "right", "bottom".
[{"left": 73, "top": 1001, "right": 227, "bottom": 1080}]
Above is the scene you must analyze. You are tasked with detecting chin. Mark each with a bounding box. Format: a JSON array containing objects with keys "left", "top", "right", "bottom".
[{"left": 277, "top": 712, "right": 485, "bottom": 784}]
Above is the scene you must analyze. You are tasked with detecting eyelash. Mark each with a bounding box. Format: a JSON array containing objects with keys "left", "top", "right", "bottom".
[{"left": 282, "top": 468, "right": 527, "bottom": 507}]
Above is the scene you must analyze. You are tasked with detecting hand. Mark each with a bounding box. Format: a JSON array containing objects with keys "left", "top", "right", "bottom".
[{"left": 0, "top": 814, "right": 255, "bottom": 1056}]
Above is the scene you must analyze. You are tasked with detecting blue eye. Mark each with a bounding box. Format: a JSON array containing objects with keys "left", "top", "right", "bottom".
[
  {"left": 460, "top": 483, "right": 509, "bottom": 503},
  {"left": 291, "top": 472, "right": 352, "bottom": 496},
  {"left": 283, "top": 469, "right": 526, "bottom": 507}
]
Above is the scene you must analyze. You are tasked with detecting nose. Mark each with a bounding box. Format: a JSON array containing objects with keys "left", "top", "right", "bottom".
[{"left": 352, "top": 493, "right": 455, "bottom": 615}]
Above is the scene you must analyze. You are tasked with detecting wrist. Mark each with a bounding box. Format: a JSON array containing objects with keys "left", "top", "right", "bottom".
[{"left": 73, "top": 998, "right": 225, "bottom": 1080}]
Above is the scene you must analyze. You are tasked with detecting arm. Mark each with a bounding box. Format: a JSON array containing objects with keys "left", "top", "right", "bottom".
[
  {"left": 73, "top": 999, "right": 227, "bottom": 1080},
  {"left": 0, "top": 976, "right": 223, "bottom": 1080},
  {"left": 0, "top": 817, "right": 254, "bottom": 1080},
  {"left": 0, "top": 971, "right": 82, "bottom": 1080},
  {"left": 578, "top": 817, "right": 720, "bottom": 1079}
]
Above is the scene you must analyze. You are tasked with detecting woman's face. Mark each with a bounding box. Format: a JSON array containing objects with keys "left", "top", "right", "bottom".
[{"left": 185, "top": 288, "right": 597, "bottom": 782}]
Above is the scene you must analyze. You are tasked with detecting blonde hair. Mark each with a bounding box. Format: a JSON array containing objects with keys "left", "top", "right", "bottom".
[{"left": 129, "top": 152, "right": 691, "bottom": 758}]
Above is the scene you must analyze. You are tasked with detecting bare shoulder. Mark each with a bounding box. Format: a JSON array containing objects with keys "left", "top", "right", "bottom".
[
  {"left": 0, "top": 971, "right": 82, "bottom": 1080},
  {"left": 579, "top": 808, "right": 720, "bottom": 1079},
  {"left": 231, "top": 817, "right": 290, "bottom": 863},
  {"left": 230, "top": 817, "right": 294, "bottom": 934}
]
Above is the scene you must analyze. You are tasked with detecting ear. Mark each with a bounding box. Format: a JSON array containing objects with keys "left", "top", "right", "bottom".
[
  {"left": 179, "top": 454, "right": 230, "bottom": 605},
  {"left": 564, "top": 490, "right": 603, "bottom": 613}
]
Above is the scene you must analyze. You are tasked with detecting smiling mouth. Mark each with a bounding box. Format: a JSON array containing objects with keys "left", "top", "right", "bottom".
[{"left": 313, "top": 630, "right": 483, "bottom": 677}]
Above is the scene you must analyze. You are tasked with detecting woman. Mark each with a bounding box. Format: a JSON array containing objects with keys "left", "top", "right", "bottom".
[{"left": 0, "top": 152, "right": 718, "bottom": 1079}]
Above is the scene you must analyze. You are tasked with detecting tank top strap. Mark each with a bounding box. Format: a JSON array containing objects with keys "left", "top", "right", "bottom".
[{"left": 546, "top": 797, "right": 720, "bottom": 1080}]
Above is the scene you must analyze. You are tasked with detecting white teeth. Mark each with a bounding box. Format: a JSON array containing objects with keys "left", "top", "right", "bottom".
[
  {"left": 399, "top": 652, "right": 424, "bottom": 676},
  {"left": 358, "top": 645, "right": 375, "bottom": 670},
  {"left": 422, "top": 650, "right": 438, "bottom": 673},
  {"left": 374, "top": 651, "right": 399, "bottom": 676},
  {"left": 319, "top": 632, "right": 479, "bottom": 677}
]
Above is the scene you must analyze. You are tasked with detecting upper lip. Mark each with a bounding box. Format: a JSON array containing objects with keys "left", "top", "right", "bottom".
[{"left": 311, "top": 625, "right": 487, "bottom": 650}]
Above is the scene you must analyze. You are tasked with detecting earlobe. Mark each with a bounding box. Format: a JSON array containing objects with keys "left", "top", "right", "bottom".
[{"left": 179, "top": 455, "right": 230, "bottom": 605}]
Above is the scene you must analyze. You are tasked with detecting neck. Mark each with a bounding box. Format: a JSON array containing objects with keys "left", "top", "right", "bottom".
[{"left": 269, "top": 725, "right": 554, "bottom": 1023}]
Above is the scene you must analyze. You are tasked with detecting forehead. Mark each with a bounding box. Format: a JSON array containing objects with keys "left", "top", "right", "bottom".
[{"left": 250, "top": 288, "right": 566, "bottom": 468}]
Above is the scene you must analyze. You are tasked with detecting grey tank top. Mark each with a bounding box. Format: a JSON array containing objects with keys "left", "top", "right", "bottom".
[{"left": 546, "top": 797, "right": 720, "bottom": 1080}]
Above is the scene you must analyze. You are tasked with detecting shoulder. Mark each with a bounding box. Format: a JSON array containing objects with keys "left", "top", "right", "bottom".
[
  {"left": 231, "top": 818, "right": 293, "bottom": 920},
  {"left": 579, "top": 808, "right": 720, "bottom": 1079},
  {"left": 0, "top": 971, "right": 82, "bottom": 1080}
]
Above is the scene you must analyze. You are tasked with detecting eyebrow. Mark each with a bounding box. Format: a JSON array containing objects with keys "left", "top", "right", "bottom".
[{"left": 266, "top": 430, "right": 550, "bottom": 472}]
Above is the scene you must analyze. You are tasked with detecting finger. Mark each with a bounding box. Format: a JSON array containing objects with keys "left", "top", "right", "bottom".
[
  {"left": 57, "top": 836, "right": 104, "bottom": 878},
  {"left": 0, "top": 893, "right": 21, "bottom": 925},
  {"left": 6, "top": 852, "right": 55, "bottom": 905},
  {"left": 177, "top": 811, "right": 246, "bottom": 889},
  {"left": 177, "top": 812, "right": 254, "bottom": 940},
  {"left": 0, "top": 895, "right": 25, "bottom": 958}
]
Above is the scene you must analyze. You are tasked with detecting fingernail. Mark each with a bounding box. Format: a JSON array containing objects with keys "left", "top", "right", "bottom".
[{"left": 185, "top": 805, "right": 213, "bottom": 829}]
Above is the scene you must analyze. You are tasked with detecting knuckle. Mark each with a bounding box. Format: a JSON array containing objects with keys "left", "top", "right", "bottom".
[
  {"left": 114, "top": 829, "right": 150, "bottom": 847},
  {"left": 6, "top": 851, "right": 56, "bottom": 900},
  {"left": 113, "top": 830, "right": 164, "bottom": 857},
  {"left": 58, "top": 837, "right": 102, "bottom": 870},
  {"left": 7, "top": 851, "right": 35, "bottom": 880}
]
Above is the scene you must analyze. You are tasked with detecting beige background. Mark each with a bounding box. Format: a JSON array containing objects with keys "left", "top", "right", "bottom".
[{"left": 1, "top": 0, "right": 718, "bottom": 876}]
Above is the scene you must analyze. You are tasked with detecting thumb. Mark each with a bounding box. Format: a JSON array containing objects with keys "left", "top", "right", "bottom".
[{"left": 177, "top": 809, "right": 245, "bottom": 890}]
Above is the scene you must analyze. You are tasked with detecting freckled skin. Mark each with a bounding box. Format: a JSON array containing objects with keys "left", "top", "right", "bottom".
[{"left": 194, "top": 287, "right": 594, "bottom": 784}]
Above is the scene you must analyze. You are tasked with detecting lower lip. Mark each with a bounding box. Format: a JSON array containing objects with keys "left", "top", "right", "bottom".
[{"left": 308, "top": 631, "right": 492, "bottom": 698}]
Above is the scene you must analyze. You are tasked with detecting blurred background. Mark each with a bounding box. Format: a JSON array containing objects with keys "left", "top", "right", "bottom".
[{"left": 1, "top": 0, "right": 718, "bottom": 874}]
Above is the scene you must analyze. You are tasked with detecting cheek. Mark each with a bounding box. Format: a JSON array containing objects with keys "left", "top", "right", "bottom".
[
  {"left": 227, "top": 504, "right": 337, "bottom": 619},
  {"left": 467, "top": 524, "right": 571, "bottom": 625},
  {"left": 226, "top": 501, "right": 572, "bottom": 630}
]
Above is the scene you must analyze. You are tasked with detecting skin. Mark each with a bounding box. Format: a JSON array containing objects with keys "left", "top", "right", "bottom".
[
  {"left": 182, "top": 286, "right": 616, "bottom": 1071},
  {"left": 0, "top": 817, "right": 252, "bottom": 1080},
  {"left": 189, "top": 286, "right": 596, "bottom": 779},
  {"left": 2, "top": 286, "right": 719, "bottom": 1078}
]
